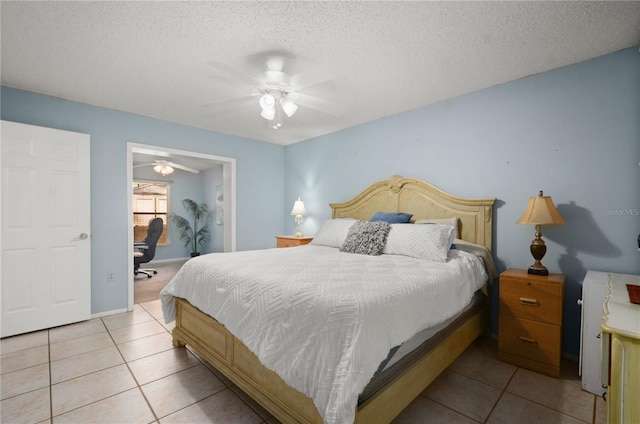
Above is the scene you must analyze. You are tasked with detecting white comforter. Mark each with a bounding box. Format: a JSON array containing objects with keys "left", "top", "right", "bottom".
[{"left": 160, "top": 245, "right": 487, "bottom": 424}]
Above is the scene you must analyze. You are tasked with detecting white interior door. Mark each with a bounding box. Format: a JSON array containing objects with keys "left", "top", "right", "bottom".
[{"left": 1, "top": 120, "right": 91, "bottom": 338}]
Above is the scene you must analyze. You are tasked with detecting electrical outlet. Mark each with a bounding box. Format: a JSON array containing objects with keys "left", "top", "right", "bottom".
[{"left": 107, "top": 272, "right": 115, "bottom": 282}]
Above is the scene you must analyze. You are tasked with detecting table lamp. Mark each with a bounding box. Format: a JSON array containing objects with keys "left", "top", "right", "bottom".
[
  {"left": 290, "top": 197, "right": 306, "bottom": 237},
  {"left": 516, "top": 191, "right": 566, "bottom": 276}
]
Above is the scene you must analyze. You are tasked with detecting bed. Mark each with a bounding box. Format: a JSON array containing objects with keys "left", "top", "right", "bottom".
[{"left": 161, "top": 175, "right": 496, "bottom": 423}]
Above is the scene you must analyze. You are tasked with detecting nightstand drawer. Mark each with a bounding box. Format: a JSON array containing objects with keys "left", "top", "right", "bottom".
[
  {"left": 498, "top": 314, "right": 561, "bottom": 367},
  {"left": 500, "top": 276, "right": 563, "bottom": 325},
  {"left": 277, "top": 238, "right": 302, "bottom": 248},
  {"left": 275, "top": 236, "right": 313, "bottom": 248}
]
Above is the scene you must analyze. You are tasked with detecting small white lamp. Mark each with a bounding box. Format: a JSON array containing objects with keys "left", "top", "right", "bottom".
[{"left": 290, "top": 197, "right": 306, "bottom": 237}]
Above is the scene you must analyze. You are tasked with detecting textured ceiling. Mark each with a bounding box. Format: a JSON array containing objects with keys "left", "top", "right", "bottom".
[{"left": 2, "top": 1, "right": 639, "bottom": 146}]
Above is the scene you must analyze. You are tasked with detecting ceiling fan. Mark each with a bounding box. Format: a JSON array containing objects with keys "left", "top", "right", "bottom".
[
  {"left": 202, "top": 56, "right": 343, "bottom": 129},
  {"left": 133, "top": 160, "right": 199, "bottom": 176}
]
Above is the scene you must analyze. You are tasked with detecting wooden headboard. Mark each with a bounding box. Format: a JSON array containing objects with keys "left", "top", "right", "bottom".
[{"left": 330, "top": 175, "right": 496, "bottom": 251}]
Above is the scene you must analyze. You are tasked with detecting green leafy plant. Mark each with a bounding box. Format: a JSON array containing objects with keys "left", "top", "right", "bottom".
[{"left": 170, "top": 199, "right": 210, "bottom": 256}]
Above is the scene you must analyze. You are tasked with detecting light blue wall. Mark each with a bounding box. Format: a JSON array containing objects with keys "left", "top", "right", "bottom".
[
  {"left": 203, "top": 165, "right": 225, "bottom": 254},
  {"left": 284, "top": 47, "right": 640, "bottom": 357},
  {"left": 1, "top": 87, "right": 285, "bottom": 314}
]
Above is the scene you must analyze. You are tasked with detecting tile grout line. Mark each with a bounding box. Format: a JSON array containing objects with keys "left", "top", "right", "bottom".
[
  {"left": 425, "top": 364, "right": 511, "bottom": 423},
  {"left": 418, "top": 393, "right": 483, "bottom": 424},
  {"left": 102, "top": 314, "right": 162, "bottom": 423},
  {"left": 505, "top": 389, "right": 594, "bottom": 423},
  {"left": 507, "top": 368, "right": 596, "bottom": 423},
  {"left": 417, "top": 370, "right": 485, "bottom": 423},
  {"left": 480, "top": 364, "right": 519, "bottom": 423},
  {"left": 446, "top": 364, "right": 514, "bottom": 392}
]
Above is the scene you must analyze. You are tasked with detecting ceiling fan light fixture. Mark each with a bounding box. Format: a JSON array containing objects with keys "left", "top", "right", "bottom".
[
  {"left": 153, "top": 163, "right": 174, "bottom": 176},
  {"left": 261, "top": 107, "right": 275, "bottom": 120},
  {"left": 259, "top": 93, "right": 276, "bottom": 109},
  {"left": 281, "top": 97, "right": 298, "bottom": 117}
]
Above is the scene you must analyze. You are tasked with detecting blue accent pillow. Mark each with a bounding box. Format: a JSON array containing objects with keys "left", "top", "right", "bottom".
[{"left": 370, "top": 212, "right": 413, "bottom": 224}]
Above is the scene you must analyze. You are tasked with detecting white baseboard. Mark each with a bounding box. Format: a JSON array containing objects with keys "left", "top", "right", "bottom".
[{"left": 92, "top": 307, "right": 130, "bottom": 319}]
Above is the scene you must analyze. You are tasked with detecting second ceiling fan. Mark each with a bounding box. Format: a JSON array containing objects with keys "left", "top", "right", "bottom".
[{"left": 133, "top": 160, "right": 199, "bottom": 176}]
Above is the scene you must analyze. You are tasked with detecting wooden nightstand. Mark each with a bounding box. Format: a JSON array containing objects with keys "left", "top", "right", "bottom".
[
  {"left": 275, "top": 236, "right": 313, "bottom": 248},
  {"left": 498, "top": 268, "right": 565, "bottom": 377}
]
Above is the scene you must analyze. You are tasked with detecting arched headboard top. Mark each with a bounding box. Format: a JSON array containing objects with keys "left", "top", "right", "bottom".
[{"left": 330, "top": 175, "right": 496, "bottom": 251}]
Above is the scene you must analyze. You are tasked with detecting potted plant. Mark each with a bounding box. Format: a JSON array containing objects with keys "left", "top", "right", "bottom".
[{"left": 170, "top": 199, "right": 211, "bottom": 257}]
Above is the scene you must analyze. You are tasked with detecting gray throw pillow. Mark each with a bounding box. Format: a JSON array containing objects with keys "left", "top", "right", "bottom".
[{"left": 340, "top": 220, "right": 391, "bottom": 256}]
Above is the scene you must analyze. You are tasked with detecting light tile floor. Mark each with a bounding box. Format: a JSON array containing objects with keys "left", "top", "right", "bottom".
[{"left": 1, "top": 300, "right": 607, "bottom": 424}]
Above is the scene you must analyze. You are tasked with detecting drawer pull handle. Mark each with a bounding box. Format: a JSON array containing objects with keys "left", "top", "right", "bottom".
[
  {"left": 518, "top": 336, "right": 538, "bottom": 345},
  {"left": 519, "top": 297, "right": 539, "bottom": 306}
]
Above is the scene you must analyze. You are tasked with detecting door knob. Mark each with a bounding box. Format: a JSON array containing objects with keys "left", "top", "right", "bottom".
[{"left": 71, "top": 233, "right": 88, "bottom": 242}]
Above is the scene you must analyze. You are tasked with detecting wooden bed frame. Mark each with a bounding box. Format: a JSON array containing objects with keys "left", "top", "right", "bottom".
[{"left": 171, "top": 175, "right": 496, "bottom": 423}]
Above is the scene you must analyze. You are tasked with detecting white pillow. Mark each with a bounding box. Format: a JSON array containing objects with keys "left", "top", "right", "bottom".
[
  {"left": 310, "top": 218, "right": 356, "bottom": 248},
  {"left": 415, "top": 217, "right": 459, "bottom": 239},
  {"left": 382, "top": 223, "right": 455, "bottom": 262}
]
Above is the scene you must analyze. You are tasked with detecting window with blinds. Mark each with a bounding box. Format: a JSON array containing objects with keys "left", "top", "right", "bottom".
[{"left": 133, "top": 181, "right": 169, "bottom": 245}]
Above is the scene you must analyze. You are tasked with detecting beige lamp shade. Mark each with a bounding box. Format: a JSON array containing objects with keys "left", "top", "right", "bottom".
[{"left": 517, "top": 191, "right": 565, "bottom": 225}]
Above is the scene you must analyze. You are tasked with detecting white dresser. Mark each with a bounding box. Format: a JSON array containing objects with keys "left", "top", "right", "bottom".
[{"left": 600, "top": 272, "right": 640, "bottom": 423}]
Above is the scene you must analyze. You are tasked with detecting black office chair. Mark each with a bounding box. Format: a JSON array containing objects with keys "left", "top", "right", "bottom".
[{"left": 134, "top": 217, "right": 164, "bottom": 278}]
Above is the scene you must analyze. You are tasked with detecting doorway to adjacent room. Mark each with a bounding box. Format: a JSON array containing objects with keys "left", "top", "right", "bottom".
[{"left": 127, "top": 142, "right": 236, "bottom": 309}]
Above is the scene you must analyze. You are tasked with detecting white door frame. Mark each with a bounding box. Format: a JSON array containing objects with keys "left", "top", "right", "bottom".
[{"left": 126, "top": 142, "right": 236, "bottom": 310}]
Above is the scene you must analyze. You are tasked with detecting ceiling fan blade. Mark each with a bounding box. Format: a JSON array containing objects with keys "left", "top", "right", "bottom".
[
  {"left": 290, "top": 67, "right": 333, "bottom": 92},
  {"left": 207, "top": 61, "right": 261, "bottom": 87},
  {"left": 201, "top": 94, "right": 257, "bottom": 107},
  {"left": 200, "top": 94, "right": 258, "bottom": 114},
  {"left": 296, "top": 79, "right": 341, "bottom": 96},
  {"left": 167, "top": 162, "right": 200, "bottom": 174},
  {"left": 293, "top": 93, "right": 345, "bottom": 117},
  {"left": 132, "top": 163, "right": 155, "bottom": 168}
]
